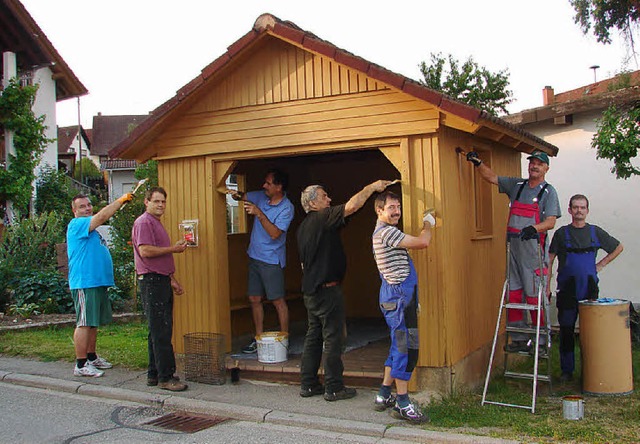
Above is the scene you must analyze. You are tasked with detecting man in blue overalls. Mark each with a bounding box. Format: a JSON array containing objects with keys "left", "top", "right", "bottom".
[
  {"left": 372, "top": 191, "right": 434, "bottom": 424},
  {"left": 548, "top": 194, "right": 623, "bottom": 382},
  {"left": 467, "top": 150, "right": 561, "bottom": 355}
]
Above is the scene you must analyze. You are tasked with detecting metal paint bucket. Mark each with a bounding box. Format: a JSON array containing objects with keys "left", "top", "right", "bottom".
[
  {"left": 256, "top": 331, "right": 289, "bottom": 363},
  {"left": 562, "top": 395, "right": 584, "bottom": 420}
]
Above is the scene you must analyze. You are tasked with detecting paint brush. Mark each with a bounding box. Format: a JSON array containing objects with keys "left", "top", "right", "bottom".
[{"left": 120, "top": 178, "right": 148, "bottom": 210}]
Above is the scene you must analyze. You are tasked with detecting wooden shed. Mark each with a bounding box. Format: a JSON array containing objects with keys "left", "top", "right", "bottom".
[{"left": 112, "top": 13, "right": 558, "bottom": 392}]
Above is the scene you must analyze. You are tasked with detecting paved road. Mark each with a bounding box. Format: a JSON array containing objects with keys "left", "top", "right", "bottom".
[{"left": 0, "top": 382, "right": 413, "bottom": 443}]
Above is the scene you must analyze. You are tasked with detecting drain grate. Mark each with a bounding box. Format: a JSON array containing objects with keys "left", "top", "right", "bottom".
[{"left": 144, "top": 412, "right": 229, "bottom": 433}]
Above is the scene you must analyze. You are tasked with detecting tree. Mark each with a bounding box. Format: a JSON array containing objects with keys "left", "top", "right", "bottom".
[
  {"left": 592, "top": 103, "right": 640, "bottom": 179},
  {"left": 419, "top": 52, "right": 513, "bottom": 116},
  {"left": 570, "top": 1, "right": 640, "bottom": 178},
  {"left": 73, "top": 157, "right": 102, "bottom": 181},
  {"left": 570, "top": 0, "right": 639, "bottom": 49},
  {"left": 0, "top": 78, "right": 51, "bottom": 218}
]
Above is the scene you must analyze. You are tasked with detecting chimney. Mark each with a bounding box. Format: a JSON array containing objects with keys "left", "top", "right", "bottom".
[{"left": 543, "top": 86, "right": 554, "bottom": 106}]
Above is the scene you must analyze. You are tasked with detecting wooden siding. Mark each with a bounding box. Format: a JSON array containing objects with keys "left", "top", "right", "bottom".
[
  {"left": 158, "top": 157, "right": 231, "bottom": 354},
  {"left": 190, "top": 38, "right": 385, "bottom": 113},
  {"left": 152, "top": 90, "right": 439, "bottom": 159},
  {"left": 438, "top": 127, "right": 521, "bottom": 366}
]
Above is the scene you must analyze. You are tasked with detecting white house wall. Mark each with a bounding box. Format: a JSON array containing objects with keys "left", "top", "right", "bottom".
[
  {"left": 32, "top": 66, "right": 57, "bottom": 175},
  {"left": 108, "top": 170, "right": 137, "bottom": 202},
  {"left": 521, "top": 110, "right": 640, "bottom": 304}
]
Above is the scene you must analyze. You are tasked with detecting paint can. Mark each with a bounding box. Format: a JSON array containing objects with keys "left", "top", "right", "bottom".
[
  {"left": 562, "top": 395, "right": 584, "bottom": 420},
  {"left": 256, "top": 331, "right": 289, "bottom": 363}
]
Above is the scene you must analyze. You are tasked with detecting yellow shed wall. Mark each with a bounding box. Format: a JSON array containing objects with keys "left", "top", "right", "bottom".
[
  {"left": 158, "top": 157, "right": 231, "bottom": 354},
  {"left": 437, "top": 127, "right": 522, "bottom": 367}
]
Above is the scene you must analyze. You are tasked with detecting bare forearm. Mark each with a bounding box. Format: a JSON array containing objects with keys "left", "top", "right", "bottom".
[
  {"left": 256, "top": 212, "right": 282, "bottom": 240},
  {"left": 344, "top": 184, "right": 376, "bottom": 217},
  {"left": 89, "top": 200, "right": 124, "bottom": 232},
  {"left": 139, "top": 244, "right": 180, "bottom": 258},
  {"left": 476, "top": 163, "right": 498, "bottom": 185},
  {"left": 597, "top": 244, "right": 623, "bottom": 272}
]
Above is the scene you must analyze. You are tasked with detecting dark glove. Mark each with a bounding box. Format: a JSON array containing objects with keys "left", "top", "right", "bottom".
[
  {"left": 466, "top": 151, "right": 482, "bottom": 167},
  {"left": 519, "top": 225, "right": 538, "bottom": 240}
]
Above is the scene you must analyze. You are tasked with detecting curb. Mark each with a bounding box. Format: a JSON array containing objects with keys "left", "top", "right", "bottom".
[{"left": 0, "top": 369, "right": 517, "bottom": 443}]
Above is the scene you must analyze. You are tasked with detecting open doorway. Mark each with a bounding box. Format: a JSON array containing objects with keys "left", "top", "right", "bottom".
[{"left": 225, "top": 148, "right": 402, "bottom": 357}]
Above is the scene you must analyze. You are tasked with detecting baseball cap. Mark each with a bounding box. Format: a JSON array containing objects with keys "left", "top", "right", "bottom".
[{"left": 527, "top": 150, "right": 550, "bottom": 165}]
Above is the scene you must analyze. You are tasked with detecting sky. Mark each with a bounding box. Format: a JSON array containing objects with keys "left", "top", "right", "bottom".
[{"left": 19, "top": 0, "right": 634, "bottom": 129}]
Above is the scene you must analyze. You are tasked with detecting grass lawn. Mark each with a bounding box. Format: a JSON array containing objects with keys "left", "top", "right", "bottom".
[{"left": 1, "top": 322, "right": 639, "bottom": 442}]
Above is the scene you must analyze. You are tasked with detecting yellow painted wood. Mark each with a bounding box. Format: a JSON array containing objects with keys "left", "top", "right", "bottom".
[{"left": 155, "top": 157, "right": 232, "bottom": 354}]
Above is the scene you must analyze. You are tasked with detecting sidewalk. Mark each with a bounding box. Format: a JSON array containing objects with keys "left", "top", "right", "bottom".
[{"left": 0, "top": 356, "right": 517, "bottom": 443}]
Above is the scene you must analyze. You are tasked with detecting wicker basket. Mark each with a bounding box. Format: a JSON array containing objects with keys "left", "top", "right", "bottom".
[{"left": 183, "top": 332, "right": 226, "bottom": 385}]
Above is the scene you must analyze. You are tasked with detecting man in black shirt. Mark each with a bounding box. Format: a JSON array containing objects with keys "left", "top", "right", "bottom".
[
  {"left": 297, "top": 179, "right": 392, "bottom": 401},
  {"left": 548, "top": 194, "right": 623, "bottom": 382}
]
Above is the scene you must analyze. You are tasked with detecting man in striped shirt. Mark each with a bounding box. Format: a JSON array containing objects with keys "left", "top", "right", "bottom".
[{"left": 372, "top": 191, "right": 434, "bottom": 423}]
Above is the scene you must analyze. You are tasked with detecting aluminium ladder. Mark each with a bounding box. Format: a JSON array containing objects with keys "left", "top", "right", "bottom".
[{"left": 481, "top": 236, "right": 552, "bottom": 414}]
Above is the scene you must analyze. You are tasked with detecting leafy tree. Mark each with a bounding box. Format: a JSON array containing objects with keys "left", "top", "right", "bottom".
[
  {"left": 570, "top": 0, "right": 639, "bottom": 47},
  {"left": 569, "top": 2, "right": 640, "bottom": 178},
  {"left": 419, "top": 52, "right": 513, "bottom": 116},
  {"left": 73, "top": 157, "right": 102, "bottom": 181},
  {"left": 0, "top": 78, "right": 52, "bottom": 218},
  {"left": 592, "top": 103, "right": 640, "bottom": 179},
  {"left": 108, "top": 160, "right": 158, "bottom": 308},
  {"left": 35, "top": 165, "right": 75, "bottom": 225}
]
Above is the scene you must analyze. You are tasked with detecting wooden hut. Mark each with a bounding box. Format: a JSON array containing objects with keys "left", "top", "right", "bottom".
[{"left": 112, "top": 13, "right": 559, "bottom": 392}]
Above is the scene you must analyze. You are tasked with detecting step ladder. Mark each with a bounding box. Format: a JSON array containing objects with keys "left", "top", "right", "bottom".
[{"left": 481, "top": 237, "right": 552, "bottom": 414}]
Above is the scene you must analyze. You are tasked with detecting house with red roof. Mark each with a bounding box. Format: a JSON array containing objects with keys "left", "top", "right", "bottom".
[
  {"left": 56, "top": 125, "right": 92, "bottom": 175},
  {"left": 1, "top": 0, "right": 87, "bottom": 214},
  {"left": 112, "top": 13, "right": 560, "bottom": 392},
  {"left": 91, "top": 113, "right": 147, "bottom": 202},
  {"left": 505, "top": 70, "right": 640, "bottom": 308}
]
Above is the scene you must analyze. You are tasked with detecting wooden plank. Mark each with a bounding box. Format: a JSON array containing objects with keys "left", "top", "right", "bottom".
[{"left": 156, "top": 119, "right": 439, "bottom": 159}]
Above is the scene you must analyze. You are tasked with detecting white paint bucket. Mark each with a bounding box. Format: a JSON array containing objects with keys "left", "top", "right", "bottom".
[
  {"left": 562, "top": 395, "right": 584, "bottom": 420},
  {"left": 256, "top": 331, "right": 288, "bottom": 363}
]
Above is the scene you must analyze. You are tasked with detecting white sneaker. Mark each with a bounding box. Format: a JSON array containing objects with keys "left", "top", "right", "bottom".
[
  {"left": 87, "top": 356, "right": 112, "bottom": 369},
  {"left": 74, "top": 363, "right": 104, "bottom": 377}
]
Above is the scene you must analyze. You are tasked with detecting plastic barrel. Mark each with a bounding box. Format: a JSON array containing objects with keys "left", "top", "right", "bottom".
[{"left": 579, "top": 299, "right": 633, "bottom": 396}]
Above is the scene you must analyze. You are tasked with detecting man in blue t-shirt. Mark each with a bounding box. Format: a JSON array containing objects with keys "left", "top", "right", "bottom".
[
  {"left": 67, "top": 192, "right": 132, "bottom": 377},
  {"left": 228, "top": 169, "right": 294, "bottom": 354}
]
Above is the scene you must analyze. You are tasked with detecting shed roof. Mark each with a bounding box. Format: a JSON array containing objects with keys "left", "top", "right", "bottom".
[
  {"left": 111, "top": 13, "right": 558, "bottom": 160},
  {"left": 0, "top": 0, "right": 87, "bottom": 100}
]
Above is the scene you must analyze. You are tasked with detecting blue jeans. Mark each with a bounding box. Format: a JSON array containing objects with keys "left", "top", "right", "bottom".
[
  {"left": 300, "top": 285, "right": 346, "bottom": 393},
  {"left": 139, "top": 273, "right": 176, "bottom": 382}
]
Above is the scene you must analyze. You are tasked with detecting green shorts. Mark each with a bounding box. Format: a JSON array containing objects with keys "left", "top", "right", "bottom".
[{"left": 71, "top": 287, "right": 113, "bottom": 327}]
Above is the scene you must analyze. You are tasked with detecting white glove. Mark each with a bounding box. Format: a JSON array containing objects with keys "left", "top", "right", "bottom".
[{"left": 423, "top": 210, "right": 436, "bottom": 227}]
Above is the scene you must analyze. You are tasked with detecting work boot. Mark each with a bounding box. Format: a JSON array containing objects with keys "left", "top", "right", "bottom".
[
  {"left": 324, "top": 387, "right": 357, "bottom": 401},
  {"left": 504, "top": 341, "right": 529, "bottom": 353},
  {"left": 158, "top": 377, "right": 188, "bottom": 392},
  {"left": 300, "top": 384, "right": 324, "bottom": 398}
]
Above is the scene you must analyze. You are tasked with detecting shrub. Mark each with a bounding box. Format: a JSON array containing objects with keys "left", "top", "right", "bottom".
[
  {"left": 7, "top": 269, "right": 72, "bottom": 314},
  {"left": 35, "top": 165, "right": 76, "bottom": 225}
]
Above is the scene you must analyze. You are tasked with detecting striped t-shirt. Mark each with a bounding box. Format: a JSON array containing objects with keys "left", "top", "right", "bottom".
[{"left": 372, "top": 220, "right": 409, "bottom": 285}]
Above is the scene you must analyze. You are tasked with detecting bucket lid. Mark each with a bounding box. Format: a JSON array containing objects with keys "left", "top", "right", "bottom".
[{"left": 579, "top": 298, "right": 627, "bottom": 306}]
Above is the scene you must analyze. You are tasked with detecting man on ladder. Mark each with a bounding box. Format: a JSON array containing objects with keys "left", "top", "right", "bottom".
[{"left": 467, "top": 150, "right": 561, "bottom": 355}]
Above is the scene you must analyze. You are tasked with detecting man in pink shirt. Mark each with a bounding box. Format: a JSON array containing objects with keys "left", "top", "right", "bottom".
[{"left": 132, "top": 187, "right": 188, "bottom": 391}]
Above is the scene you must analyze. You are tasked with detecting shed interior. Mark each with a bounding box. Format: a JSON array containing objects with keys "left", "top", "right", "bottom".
[{"left": 226, "top": 148, "right": 402, "bottom": 343}]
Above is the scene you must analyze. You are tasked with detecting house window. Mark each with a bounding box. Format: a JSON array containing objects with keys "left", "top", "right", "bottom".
[
  {"left": 471, "top": 149, "right": 493, "bottom": 238},
  {"left": 226, "top": 174, "right": 246, "bottom": 234}
]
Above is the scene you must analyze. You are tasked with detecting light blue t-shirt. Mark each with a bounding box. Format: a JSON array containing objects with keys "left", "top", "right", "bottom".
[
  {"left": 246, "top": 190, "right": 294, "bottom": 267},
  {"left": 67, "top": 217, "right": 114, "bottom": 289}
]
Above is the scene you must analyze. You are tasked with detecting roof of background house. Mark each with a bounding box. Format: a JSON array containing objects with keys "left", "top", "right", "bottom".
[
  {"left": 91, "top": 114, "right": 149, "bottom": 157},
  {"left": 0, "top": 0, "right": 87, "bottom": 100},
  {"left": 504, "top": 70, "right": 640, "bottom": 126},
  {"left": 100, "top": 159, "right": 137, "bottom": 171},
  {"left": 110, "top": 13, "right": 558, "bottom": 160},
  {"left": 57, "top": 125, "right": 91, "bottom": 154}
]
